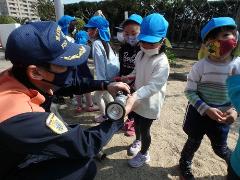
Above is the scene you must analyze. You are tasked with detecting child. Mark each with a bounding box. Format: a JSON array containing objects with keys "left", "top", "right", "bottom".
[
  {"left": 58, "top": 15, "right": 77, "bottom": 43},
  {"left": 57, "top": 15, "right": 78, "bottom": 106},
  {"left": 85, "top": 16, "right": 120, "bottom": 123},
  {"left": 179, "top": 17, "right": 240, "bottom": 180},
  {"left": 75, "top": 30, "right": 99, "bottom": 112},
  {"left": 117, "top": 14, "right": 143, "bottom": 136},
  {"left": 119, "top": 14, "right": 142, "bottom": 76},
  {"left": 49, "top": 15, "right": 78, "bottom": 119},
  {"left": 227, "top": 73, "right": 240, "bottom": 180},
  {"left": 124, "top": 13, "right": 170, "bottom": 168}
]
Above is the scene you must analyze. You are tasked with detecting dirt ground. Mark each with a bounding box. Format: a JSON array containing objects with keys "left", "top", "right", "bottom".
[{"left": 58, "top": 58, "right": 239, "bottom": 180}]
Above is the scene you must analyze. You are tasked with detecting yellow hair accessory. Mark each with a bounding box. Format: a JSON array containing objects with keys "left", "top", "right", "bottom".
[
  {"left": 165, "top": 38, "right": 172, "bottom": 48},
  {"left": 198, "top": 44, "right": 209, "bottom": 60}
]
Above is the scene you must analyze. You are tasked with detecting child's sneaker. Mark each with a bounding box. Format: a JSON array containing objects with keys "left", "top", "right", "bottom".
[
  {"left": 179, "top": 159, "right": 195, "bottom": 180},
  {"left": 128, "top": 151, "right": 150, "bottom": 168},
  {"left": 128, "top": 140, "right": 141, "bottom": 156},
  {"left": 94, "top": 115, "right": 107, "bottom": 123}
]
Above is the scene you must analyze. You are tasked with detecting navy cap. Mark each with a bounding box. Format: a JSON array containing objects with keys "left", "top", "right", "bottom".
[
  {"left": 75, "top": 30, "right": 89, "bottom": 45},
  {"left": 5, "top": 21, "right": 90, "bottom": 67},
  {"left": 201, "top": 17, "right": 237, "bottom": 41},
  {"left": 58, "top": 15, "right": 76, "bottom": 35},
  {"left": 123, "top": 14, "right": 143, "bottom": 27},
  {"left": 85, "top": 16, "right": 110, "bottom": 42},
  {"left": 138, "top": 13, "right": 168, "bottom": 43}
]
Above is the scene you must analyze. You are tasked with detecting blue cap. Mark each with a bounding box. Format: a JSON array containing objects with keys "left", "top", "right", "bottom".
[
  {"left": 85, "top": 16, "right": 110, "bottom": 42},
  {"left": 138, "top": 13, "right": 169, "bottom": 43},
  {"left": 5, "top": 21, "right": 90, "bottom": 67},
  {"left": 75, "top": 30, "right": 89, "bottom": 45},
  {"left": 58, "top": 15, "right": 76, "bottom": 35},
  {"left": 201, "top": 17, "right": 237, "bottom": 41},
  {"left": 123, "top": 14, "right": 143, "bottom": 26}
]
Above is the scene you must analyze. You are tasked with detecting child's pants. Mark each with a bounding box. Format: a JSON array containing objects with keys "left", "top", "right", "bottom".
[
  {"left": 94, "top": 91, "right": 114, "bottom": 115},
  {"left": 180, "top": 104, "right": 232, "bottom": 164},
  {"left": 132, "top": 112, "right": 154, "bottom": 154}
]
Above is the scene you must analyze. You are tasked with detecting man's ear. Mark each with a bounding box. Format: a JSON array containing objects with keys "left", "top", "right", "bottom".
[{"left": 26, "top": 65, "right": 43, "bottom": 80}]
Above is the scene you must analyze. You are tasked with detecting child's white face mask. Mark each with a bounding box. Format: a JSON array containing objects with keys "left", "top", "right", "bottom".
[
  {"left": 127, "top": 35, "right": 139, "bottom": 46},
  {"left": 140, "top": 46, "right": 159, "bottom": 56}
]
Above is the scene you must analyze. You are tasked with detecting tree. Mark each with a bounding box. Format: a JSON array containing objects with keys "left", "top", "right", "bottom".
[
  {"left": 75, "top": 18, "right": 85, "bottom": 31},
  {"left": 0, "top": 16, "right": 17, "bottom": 24},
  {"left": 32, "top": 0, "right": 56, "bottom": 21},
  {"left": 65, "top": 0, "right": 240, "bottom": 48}
]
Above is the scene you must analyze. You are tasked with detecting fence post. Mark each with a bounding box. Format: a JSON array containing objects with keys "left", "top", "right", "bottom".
[{"left": 54, "top": 0, "right": 64, "bottom": 21}]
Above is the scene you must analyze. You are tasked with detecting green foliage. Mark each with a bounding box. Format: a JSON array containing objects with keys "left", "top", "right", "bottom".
[
  {"left": 75, "top": 18, "right": 85, "bottom": 31},
  {"left": 165, "top": 48, "right": 177, "bottom": 67},
  {"left": 65, "top": 0, "right": 240, "bottom": 46},
  {"left": 31, "top": 0, "right": 55, "bottom": 21},
  {"left": 0, "top": 16, "right": 17, "bottom": 24},
  {"left": 12, "top": 17, "right": 29, "bottom": 24}
]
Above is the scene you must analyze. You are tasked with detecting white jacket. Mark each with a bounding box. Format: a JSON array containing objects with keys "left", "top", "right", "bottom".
[{"left": 131, "top": 51, "right": 170, "bottom": 119}]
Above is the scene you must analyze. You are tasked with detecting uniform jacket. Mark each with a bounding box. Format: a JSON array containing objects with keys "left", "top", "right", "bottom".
[{"left": 0, "top": 69, "right": 122, "bottom": 179}]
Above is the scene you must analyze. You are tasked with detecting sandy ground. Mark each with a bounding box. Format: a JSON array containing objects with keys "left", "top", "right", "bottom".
[
  {"left": 1, "top": 58, "right": 239, "bottom": 180},
  {"left": 59, "top": 78, "right": 239, "bottom": 180}
]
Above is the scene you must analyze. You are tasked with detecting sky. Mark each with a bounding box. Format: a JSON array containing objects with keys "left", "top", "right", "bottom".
[{"left": 63, "top": 0, "right": 103, "bottom": 4}]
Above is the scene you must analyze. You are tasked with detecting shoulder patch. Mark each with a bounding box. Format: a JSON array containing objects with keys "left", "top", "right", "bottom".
[{"left": 46, "top": 113, "right": 68, "bottom": 134}]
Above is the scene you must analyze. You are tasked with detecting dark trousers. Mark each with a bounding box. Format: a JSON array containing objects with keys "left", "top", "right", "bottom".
[
  {"left": 8, "top": 158, "right": 96, "bottom": 180},
  {"left": 180, "top": 104, "right": 231, "bottom": 164},
  {"left": 132, "top": 112, "right": 154, "bottom": 154}
]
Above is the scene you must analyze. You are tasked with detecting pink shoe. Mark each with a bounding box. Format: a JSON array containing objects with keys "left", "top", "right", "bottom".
[
  {"left": 85, "top": 104, "right": 99, "bottom": 112},
  {"left": 94, "top": 115, "right": 107, "bottom": 123},
  {"left": 125, "top": 128, "right": 135, "bottom": 136},
  {"left": 76, "top": 106, "right": 83, "bottom": 113},
  {"left": 123, "top": 119, "right": 135, "bottom": 136}
]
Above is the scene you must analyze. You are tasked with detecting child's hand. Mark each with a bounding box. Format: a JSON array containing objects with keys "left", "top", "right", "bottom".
[
  {"left": 205, "top": 107, "right": 227, "bottom": 123},
  {"left": 229, "top": 67, "right": 237, "bottom": 76},
  {"left": 122, "top": 76, "right": 135, "bottom": 83},
  {"left": 222, "top": 108, "right": 238, "bottom": 124},
  {"left": 125, "top": 93, "right": 138, "bottom": 116},
  {"left": 121, "top": 76, "right": 129, "bottom": 83},
  {"left": 114, "top": 76, "right": 122, "bottom": 82}
]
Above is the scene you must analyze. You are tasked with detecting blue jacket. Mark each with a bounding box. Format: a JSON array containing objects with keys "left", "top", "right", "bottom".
[
  {"left": 92, "top": 40, "right": 119, "bottom": 81},
  {"left": 227, "top": 75, "right": 240, "bottom": 177}
]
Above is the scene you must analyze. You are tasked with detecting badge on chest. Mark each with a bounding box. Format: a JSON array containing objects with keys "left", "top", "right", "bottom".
[{"left": 46, "top": 113, "right": 68, "bottom": 134}]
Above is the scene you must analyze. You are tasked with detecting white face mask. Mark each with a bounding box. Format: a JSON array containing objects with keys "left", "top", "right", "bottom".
[
  {"left": 89, "top": 38, "right": 95, "bottom": 42},
  {"left": 72, "top": 28, "right": 77, "bottom": 35},
  {"left": 140, "top": 46, "right": 159, "bottom": 56},
  {"left": 117, "top": 32, "right": 125, "bottom": 43},
  {"left": 126, "top": 35, "right": 139, "bottom": 46}
]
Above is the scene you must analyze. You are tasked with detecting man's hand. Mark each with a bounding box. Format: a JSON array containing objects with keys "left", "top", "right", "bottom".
[
  {"left": 223, "top": 108, "right": 238, "bottom": 124},
  {"left": 205, "top": 107, "right": 226, "bottom": 123},
  {"left": 107, "top": 82, "right": 130, "bottom": 96}
]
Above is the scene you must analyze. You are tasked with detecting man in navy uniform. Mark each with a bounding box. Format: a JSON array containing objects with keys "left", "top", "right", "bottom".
[{"left": 0, "top": 21, "right": 130, "bottom": 180}]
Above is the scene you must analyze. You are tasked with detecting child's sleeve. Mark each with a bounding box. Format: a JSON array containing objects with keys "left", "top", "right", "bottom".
[
  {"left": 92, "top": 41, "right": 107, "bottom": 80},
  {"left": 184, "top": 62, "right": 210, "bottom": 115},
  {"left": 135, "top": 59, "right": 169, "bottom": 100}
]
